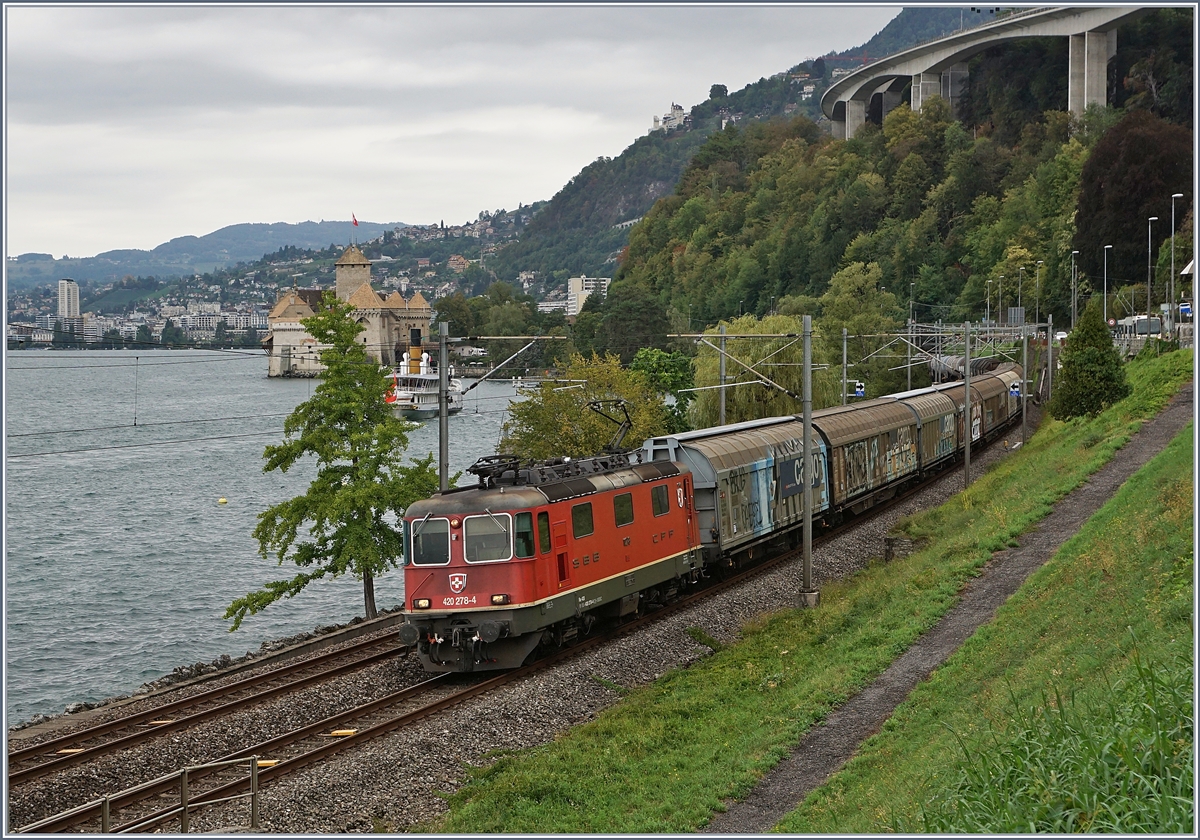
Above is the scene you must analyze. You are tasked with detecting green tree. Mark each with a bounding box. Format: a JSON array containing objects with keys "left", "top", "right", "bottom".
[
  {"left": 499, "top": 353, "right": 672, "bottom": 459},
  {"left": 434, "top": 291, "right": 476, "bottom": 336},
  {"left": 630, "top": 347, "right": 694, "bottom": 433},
  {"left": 135, "top": 324, "right": 153, "bottom": 347},
  {"left": 1048, "top": 298, "right": 1131, "bottom": 419},
  {"left": 225, "top": 293, "right": 441, "bottom": 629},
  {"left": 595, "top": 281, "right": 670, "bottom": 364},
  {"left": 1073, "top": 110, "right": 1193, "bottom": 285},
  {"left": 160, "top": 319, "right": 187, "bottom": 347}
]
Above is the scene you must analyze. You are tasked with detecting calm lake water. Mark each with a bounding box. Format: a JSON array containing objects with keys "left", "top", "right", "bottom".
[{"left": 4, "top": 349, "right": 524, "bottom": 724}]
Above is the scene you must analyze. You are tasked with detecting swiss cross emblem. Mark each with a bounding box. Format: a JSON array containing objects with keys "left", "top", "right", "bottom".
[{"left": 449, "top": 573, "right": 467, "bottom": 593}]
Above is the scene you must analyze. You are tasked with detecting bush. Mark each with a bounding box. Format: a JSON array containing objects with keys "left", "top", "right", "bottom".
[{"left": 1049, "top": 299, "right": 1131, "bottom": 419}]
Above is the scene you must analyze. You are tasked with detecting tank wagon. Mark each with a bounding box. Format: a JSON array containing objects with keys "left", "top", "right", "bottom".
[{"left": 398, "top": 365, "right": 1024, "bottom": 672}]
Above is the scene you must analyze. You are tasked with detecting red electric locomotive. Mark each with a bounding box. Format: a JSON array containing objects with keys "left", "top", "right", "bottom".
[{"left": 397, "top": 452, "right": 701, "bottom": 672}]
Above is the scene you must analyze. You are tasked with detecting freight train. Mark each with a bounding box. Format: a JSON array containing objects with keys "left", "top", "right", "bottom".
[{"left": 397, "top": 364, "right": 1024, "bottom": 672}]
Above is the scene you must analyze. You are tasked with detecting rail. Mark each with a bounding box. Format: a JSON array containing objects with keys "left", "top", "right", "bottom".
[{"left": 15, "top": 755, "right": 262, "bottom": 834}]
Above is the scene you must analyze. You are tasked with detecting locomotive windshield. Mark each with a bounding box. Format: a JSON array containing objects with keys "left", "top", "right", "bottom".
[
  {"left": 464, "top": 512, "right": 512, "bottom": 562},
  {"left": 410, "top": 517, "right": 450, "bottom": 566}
]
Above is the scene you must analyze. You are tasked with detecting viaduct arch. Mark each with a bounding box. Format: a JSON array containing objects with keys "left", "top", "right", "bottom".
[{"left": 821, "top": 6, "right": 1149, "bottom": 140}]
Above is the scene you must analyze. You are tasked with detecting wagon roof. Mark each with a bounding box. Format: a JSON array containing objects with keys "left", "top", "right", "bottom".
[
  {"left": 811, "top": 401, "right": 917, "bottom": 448},
  {"left": 888, "top": 390, "right": 958, "bottom": 420},
  {"left": 679, "top": 419, "right": 823, "bottom": 473}
]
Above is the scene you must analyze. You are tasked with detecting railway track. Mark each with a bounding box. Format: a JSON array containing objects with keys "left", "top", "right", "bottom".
[
  {"left": 7, "top": 634, "right": 404, "bottom": 787},
  {"left": 14, "top": 433, "right": 1015, "bottom": 833}
]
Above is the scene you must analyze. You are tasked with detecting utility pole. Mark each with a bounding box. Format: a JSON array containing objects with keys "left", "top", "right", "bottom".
[
  {"left": 438, "top": 322, "right": 449, "bottom": 492},
  {"left": 963, "top": 321, "right": 971, "bottom": 487},
  {"left": 719, "top": 324, "right": 727, "bottom": 425},
  {"left": 798, "top": 315, "right": 819, "bottom": 609},
  {"left": 908, "top": 281, "right": 914, "bottom": 390},
  {"left": 841, "top": 327, "right": 848, "bottom": 405}
]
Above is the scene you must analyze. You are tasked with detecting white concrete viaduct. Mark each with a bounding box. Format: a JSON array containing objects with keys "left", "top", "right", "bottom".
[{"left": 821, "top": 6, "right": 1149, "bottom": 140}]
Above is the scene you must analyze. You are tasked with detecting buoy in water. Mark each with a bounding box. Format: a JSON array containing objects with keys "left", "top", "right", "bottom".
[{"left": 218, "top": 498, "right": 228, "bottom": 505}]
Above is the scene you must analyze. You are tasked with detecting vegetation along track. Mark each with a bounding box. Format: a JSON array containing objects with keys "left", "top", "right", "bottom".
[
  {"left": 14, "top": 428, "right": 1017, "bottom": 833},
  {"left": 7, "top": 635, "right": 403, "bottom": 787}
]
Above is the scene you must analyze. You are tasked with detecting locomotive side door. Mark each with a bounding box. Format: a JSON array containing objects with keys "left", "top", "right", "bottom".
[{"left": 552, "top": 520, "right": 571, "bottom": 589}]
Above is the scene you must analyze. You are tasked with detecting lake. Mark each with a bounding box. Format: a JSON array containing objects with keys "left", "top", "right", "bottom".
[{"left": 4, "top": 349, "right": 525, "bottom": 723}]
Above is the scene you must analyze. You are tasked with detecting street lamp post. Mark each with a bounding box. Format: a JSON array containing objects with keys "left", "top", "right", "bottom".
[
  {"left": 1018, "top": 265, "right": 1024, "bottom": 317},
  {"left": 998, "top": 275, "right": 1004, "bottom": 328},
  {"left": 1035, "top": 260, "right": 1043, "bottom": 332},
  {"left": 1103, "top": 245, "right": 1112, "bottom": 326},
  {"left": 986, "top": 279, "right": 992, "bottom": 334},
  {"left": 1070, "top": 250, "right": 1079, "bottom": 329},
  {"left": 1148, "top": 216, "right": 1158, "bottom": 326},
  {"left": 1171, "top": 193, "right": 1184, "bottom": 336}
]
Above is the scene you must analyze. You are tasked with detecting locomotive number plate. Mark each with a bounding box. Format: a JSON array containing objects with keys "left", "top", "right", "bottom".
[{"left": 442, "top": 595, "right": 478, "bottom": 607}]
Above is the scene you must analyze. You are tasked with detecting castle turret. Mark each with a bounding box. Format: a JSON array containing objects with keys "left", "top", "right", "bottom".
[{"left": 335, "top": 244, "right": 371, "bottom": 301}]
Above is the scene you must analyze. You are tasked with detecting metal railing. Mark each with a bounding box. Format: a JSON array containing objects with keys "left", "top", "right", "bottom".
[{"left": 15, "top": 755, "right": 262, "bottom": 834}]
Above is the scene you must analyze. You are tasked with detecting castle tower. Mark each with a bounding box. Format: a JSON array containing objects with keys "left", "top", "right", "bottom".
[{"left": 335, "top": 244, "right": 371, "bottom": 301}]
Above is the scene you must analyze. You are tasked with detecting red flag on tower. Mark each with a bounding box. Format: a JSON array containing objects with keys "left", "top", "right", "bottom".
[{"left": 352, "top": 213, "right": 359, "bottom": 226}]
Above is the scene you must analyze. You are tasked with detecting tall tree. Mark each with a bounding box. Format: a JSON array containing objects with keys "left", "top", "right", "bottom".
[
  {"left": 1049, "top": 297, "right": 1131, "bottom": 419},
  {"left": 499, "top": 353, "right": 671, "bottom": 459},
  {"left": 630, "top": 347, "right": 694, "bottom": 433},
  {"left": 225, "top": 293, "right": 440, "bottom": 629},
  {"left": 595, "top": 281, "right": 670, "bottom": 364},
  {"left": 1073, "top": 110, "right": 1193, "bottom": 284}
]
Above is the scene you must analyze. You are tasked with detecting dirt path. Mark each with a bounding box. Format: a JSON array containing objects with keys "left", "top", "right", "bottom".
[{"left": 702, "top": 383, "right": 1194, "bottom": 834}]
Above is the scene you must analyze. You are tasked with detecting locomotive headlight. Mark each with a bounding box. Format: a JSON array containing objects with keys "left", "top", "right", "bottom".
[
  {"left": 413, "top": 598, "right": 432, "bottom": 609},
  {"left": 490, "top": 594, "right": 510, "bottom": 605},
  {"left": 450, "top": 517, "right": 461, "bottom": 528}
]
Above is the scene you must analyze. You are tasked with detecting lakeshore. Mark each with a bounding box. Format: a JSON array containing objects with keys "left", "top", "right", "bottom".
[{"left": 4, "top": 349, "right": 523, "bottom": 724}]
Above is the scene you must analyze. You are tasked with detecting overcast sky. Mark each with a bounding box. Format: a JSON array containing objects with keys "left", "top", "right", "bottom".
[{"left": 5, "top": 3, "right": 901, "bottom": 259}]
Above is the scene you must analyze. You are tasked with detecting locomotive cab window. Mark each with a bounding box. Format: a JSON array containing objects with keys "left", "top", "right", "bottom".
[
  {"left": 514, "top": 512, "right": 535, "bottom": 559},
  {"left": 572, "top": 502, "right": 594, "bottom": 538},
  {"left": 409, "top": 517, "right": 450, "bottom": 566},
  {"left": 651, "top": 484, "right": 670, "bottom": 517},
  {"left": 537, "top": 511, "right": 551, "bottom": 553},
  {"left": 614, "top": 492, "right": 634, "bottom": 527},
  {"left": 464, "top": 512, "right": 512, "bottom": 563}
]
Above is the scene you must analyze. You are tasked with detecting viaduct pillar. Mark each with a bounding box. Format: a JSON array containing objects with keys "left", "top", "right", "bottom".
[
  {"left": 844, "top": 99, "right": 867, "bottom": 140},
  {"left": 1068, "top": 29, "right": 1116, "bottom": 115}
]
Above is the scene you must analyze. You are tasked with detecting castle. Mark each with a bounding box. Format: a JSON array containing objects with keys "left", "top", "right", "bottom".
[{"left": 264, "top": 244, "right": 432, "bottom": 377}]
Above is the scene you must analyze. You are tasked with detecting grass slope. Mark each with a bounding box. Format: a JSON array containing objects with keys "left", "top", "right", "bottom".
[
  {"left": 434, "top": 350, "right": 1192, "bottom": 834},
  {"left": 778, "top": 418, "right": 1193, "bottom": 832}
]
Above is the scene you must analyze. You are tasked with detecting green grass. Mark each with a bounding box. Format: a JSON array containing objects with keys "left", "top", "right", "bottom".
[
  {"left": 433, "top": 350, "right": 1192, "bottom": 834},
  {"left": 917, "top": 649, "right": 1193, "bottom": 833},
  {"left": 777, "top": 422, "right": 1194, "bottom": 833}
]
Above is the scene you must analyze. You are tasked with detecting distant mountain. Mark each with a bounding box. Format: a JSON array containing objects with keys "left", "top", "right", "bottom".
[
  {"left": 829, "top": 7, "right": 995, "bottom": 64},
  {"left": 6, "top": 219, "right": 402, "bottom": 291}
]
